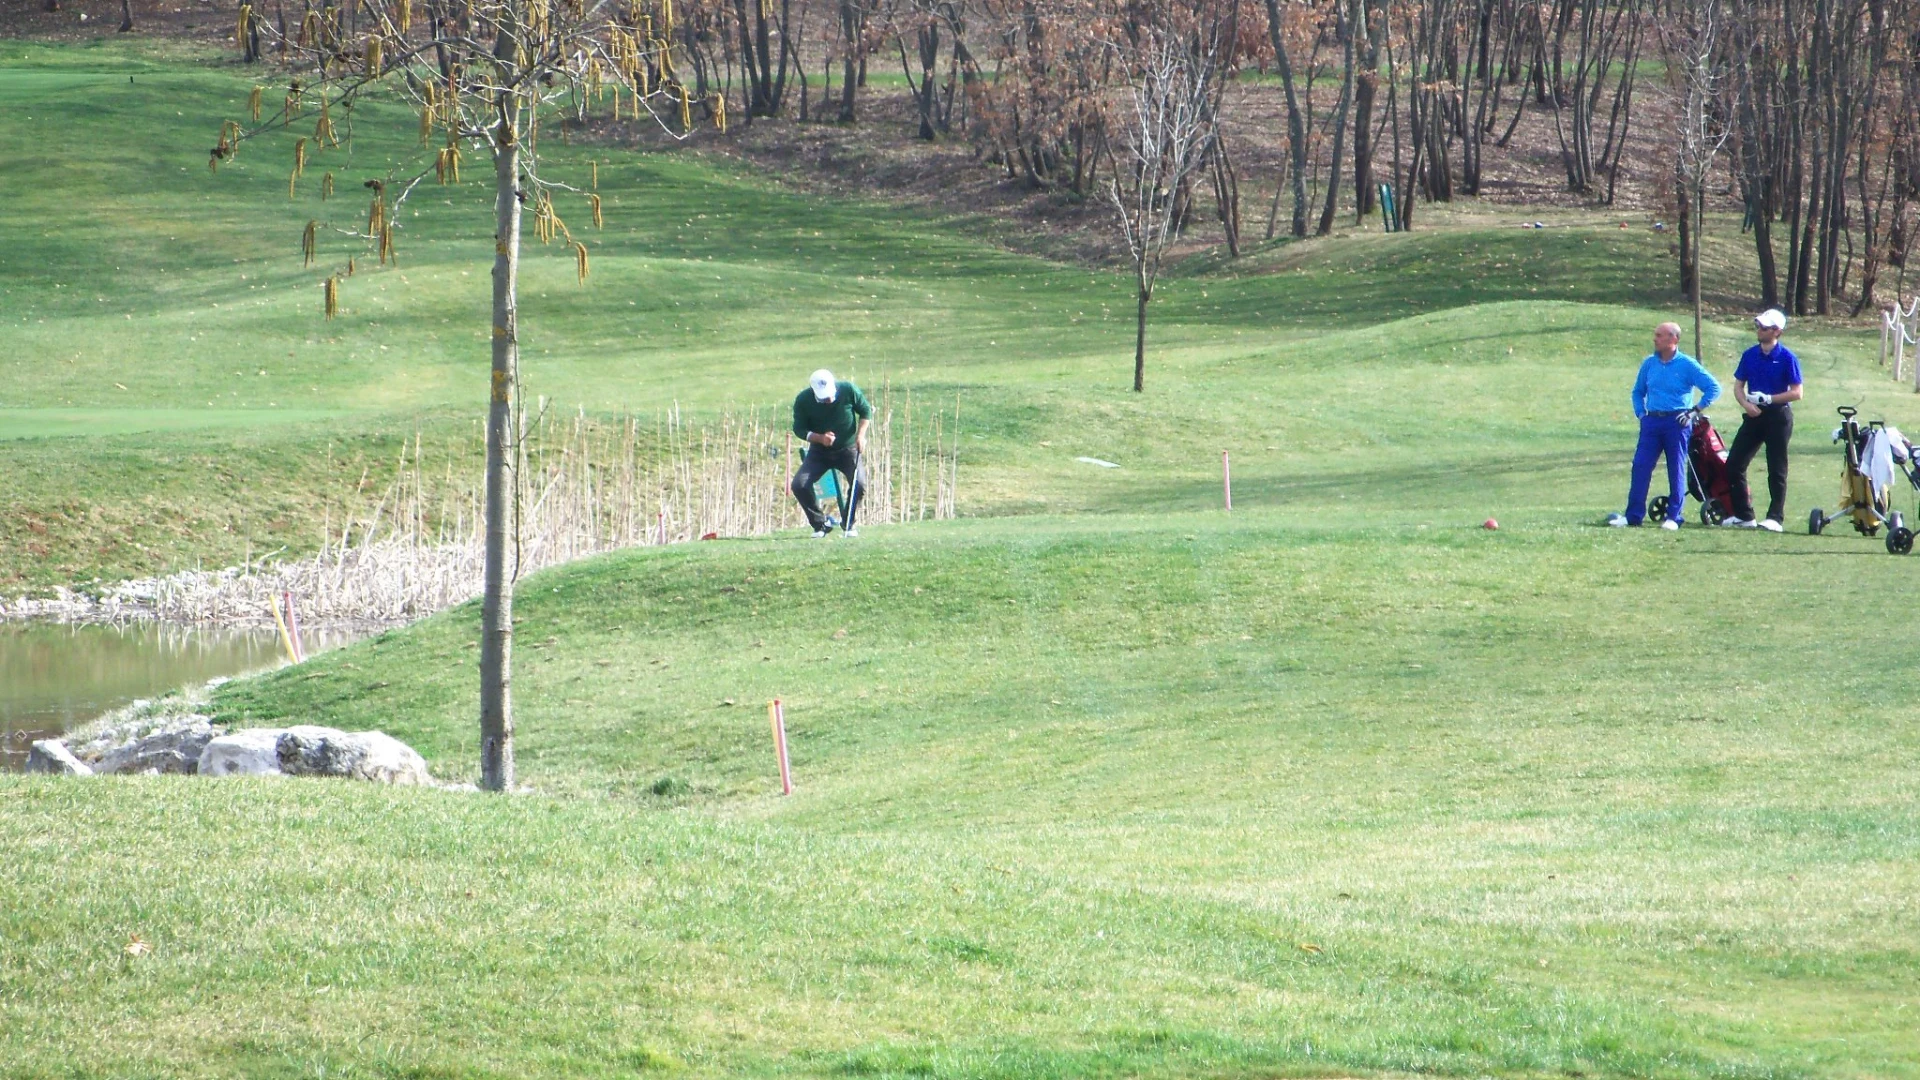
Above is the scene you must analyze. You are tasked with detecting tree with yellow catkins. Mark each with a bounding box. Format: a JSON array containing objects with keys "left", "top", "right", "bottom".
[
  {"left": 314, "top": 101, "right": 339, "bottom": 148},
  {"left": 212, "top": 0, "right": 718, "bottom": 796}
]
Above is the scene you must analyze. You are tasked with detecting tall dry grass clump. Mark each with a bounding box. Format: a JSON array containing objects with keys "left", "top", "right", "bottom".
[{"left": 5, "top": 389, "right": 959, "bottom": 628}]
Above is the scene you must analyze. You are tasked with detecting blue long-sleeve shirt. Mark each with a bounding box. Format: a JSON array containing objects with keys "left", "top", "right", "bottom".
[{"left": 1631, "top": 352, "right": 1720, "bottom": 418}]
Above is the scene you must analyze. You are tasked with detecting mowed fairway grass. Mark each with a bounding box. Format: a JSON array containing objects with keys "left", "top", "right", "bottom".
[{"left": 4, "top": 40, "right": 1920, "bottom": 1080}]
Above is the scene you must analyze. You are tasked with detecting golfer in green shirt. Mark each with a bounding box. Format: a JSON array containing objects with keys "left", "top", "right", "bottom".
[{"left": 790, "top": 368, "right": 872, "bottom": 537}]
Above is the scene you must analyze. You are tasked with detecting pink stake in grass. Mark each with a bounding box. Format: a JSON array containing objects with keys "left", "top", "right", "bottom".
[
  {"left": 768, "top": 698, "right": 793, "bottom": 795},
  {"left": 1222, "top": 450, "right": 1232, "bottom": 512},
  {"left": 283, "top": 590, "right": 306, "bottom": 662}
]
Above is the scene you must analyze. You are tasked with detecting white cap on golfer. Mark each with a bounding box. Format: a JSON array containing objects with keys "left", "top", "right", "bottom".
[
  {"left": 1755, "top": 308, "right": 1788, "bottom": 331},
  {"left": 810, "top": 369, "right": 837, "bottom": 401}
]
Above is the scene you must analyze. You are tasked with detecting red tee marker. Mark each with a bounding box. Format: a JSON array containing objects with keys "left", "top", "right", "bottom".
[{"left": 1483, "top": 518, "right": 1499, "bottom": 530}]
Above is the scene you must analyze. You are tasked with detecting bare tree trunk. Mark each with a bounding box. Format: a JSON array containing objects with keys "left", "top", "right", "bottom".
[
  {"left": 481, "top": 101, "right": 522, "bottom": 794},
  {"left": 119, "top": 0, "right": 134, "bottom": 32},
  {"left": 1134, "top": 279, "right": 1149, "bottom": 393},
  {"left": 838, "top": 0, "right": 860, "bottom": 121},
  {"left": 1318, "top": 0, "right": 1360, "bottom": 235},
  {"left": 1678, "top": 163, "right": 1695, "bottom": 298},
  {"left": 1264, "top": 0, "right": 1311, "bottom": 237},
  {"left": 1694, "top": 182, "right": 1706, "bottom": 359}
]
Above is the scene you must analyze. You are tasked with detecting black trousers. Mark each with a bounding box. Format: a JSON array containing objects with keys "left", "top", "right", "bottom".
[
  {"left": 790, "top": 444, "right": 864, "bottom": 530},
  {"left": 1727, "top": 403, "right": 1793, "bottom": 523}
]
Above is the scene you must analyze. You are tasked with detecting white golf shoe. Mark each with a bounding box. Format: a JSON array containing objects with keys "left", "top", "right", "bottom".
[
  {"left": 1660, "top": 519, "right": 1680, "bottom": 531},
  {"left": 1758, "top": 519, "right": 1784, "bottom": 532}
]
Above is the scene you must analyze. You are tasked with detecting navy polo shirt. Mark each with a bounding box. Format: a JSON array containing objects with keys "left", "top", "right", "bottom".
[{"left": 1734, "top": 343, "right": 1802, "bottom": 397}]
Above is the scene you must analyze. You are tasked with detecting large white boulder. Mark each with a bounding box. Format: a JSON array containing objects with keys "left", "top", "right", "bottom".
[
  {"left": 90, "top": 719, "right": 219, "bottom": 775},
  {"left": 197, "top": 729, "right": 286, "bottom": 777},
  {"left": 26, "top": 740, "right": 93, "bottom": 776},
  {"left": 199, "top": 726, "right": 431, "bottom": 785},
  {"left": 276, "top": 727, "right": 431, "bottom": 785}
]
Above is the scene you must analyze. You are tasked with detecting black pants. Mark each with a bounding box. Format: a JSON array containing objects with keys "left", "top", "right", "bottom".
[
  {"left": 790, "top": 444, "right": 864, "bottom": 531},
  {"left": 1727, "top": 403, "right": 1793, "bottom": 523}
]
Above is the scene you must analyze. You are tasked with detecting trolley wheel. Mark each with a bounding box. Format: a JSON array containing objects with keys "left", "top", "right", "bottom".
[
  {"left": 1888, "top": 527, "right": 1914, "bottom": 555},
  {"left": 1809, "top": 508, "right": 1826, "bottom": 535},
  {"left": 1699, "top": 500, "right": 1725, "bottom": 527},
  {"left": 1648, "top": 495, "right": 1670, "bottom": 523}
]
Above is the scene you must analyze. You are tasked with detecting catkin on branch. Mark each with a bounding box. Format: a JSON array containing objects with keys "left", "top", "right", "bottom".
[{"left": 302, "top": 220, "right": 317, "bottom": 266}]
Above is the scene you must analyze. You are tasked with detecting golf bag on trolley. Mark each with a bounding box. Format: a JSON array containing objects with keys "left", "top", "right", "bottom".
[
  {"left": 1648, "top": 410, "right": 1736, "bottom": 526},
  {"left": 1808, "top": 406, "right": 1920, "bottom": 554}
]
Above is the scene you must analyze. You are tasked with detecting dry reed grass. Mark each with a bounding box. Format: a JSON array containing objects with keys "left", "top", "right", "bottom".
[{"left": 1, "top": 387, "right": 960, "bottom": 628}]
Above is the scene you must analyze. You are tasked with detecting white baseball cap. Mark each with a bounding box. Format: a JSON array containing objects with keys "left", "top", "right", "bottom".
[
  {"left": 809, "top": 369, "right": 836, "bottom": 401},
  {"left": 1755, "top": 308, "right": 1787, "bottom": 331}
]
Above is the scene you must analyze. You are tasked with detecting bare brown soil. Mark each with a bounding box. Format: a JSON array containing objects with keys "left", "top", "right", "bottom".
[
  {"left": 643, "top": 67, "right": 1690, "bottom": 270},
  {"left": 0, "top": 0, "right": 234, "bottom": 43}
]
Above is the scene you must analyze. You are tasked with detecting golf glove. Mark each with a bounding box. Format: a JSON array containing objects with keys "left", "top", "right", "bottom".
[{"left": 1748, "top": 391, "right": 1773, "bottom": 406}]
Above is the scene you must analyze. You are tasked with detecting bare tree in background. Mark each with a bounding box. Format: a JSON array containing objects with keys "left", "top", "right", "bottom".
[
  {"left": 1663, "top": 0, "right": 1733, "bottom": 359},
  {"left": 215, "top": 0, "right": 707, "bottom": 790},
  {"left": 1262, "top": 0, "right": 1310, "bottom": 238},
  {"left": 1106, "top": 3, "right": 1224, "bottom": 392}
]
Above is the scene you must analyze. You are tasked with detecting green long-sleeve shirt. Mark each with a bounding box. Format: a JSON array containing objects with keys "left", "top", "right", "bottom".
[{"left": 791, "top": 382, "right": 872, "bottom": 444}]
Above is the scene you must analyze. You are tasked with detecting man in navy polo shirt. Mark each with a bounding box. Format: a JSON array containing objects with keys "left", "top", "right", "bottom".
[
  {"left": 1720, "top": 309, "right": 1803, "bottom": 532},
  {"left": 1610, "top": 321, "right": 1721, "bottom": 530}
]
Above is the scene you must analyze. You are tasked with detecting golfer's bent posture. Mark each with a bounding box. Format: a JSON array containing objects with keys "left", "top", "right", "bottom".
[
  {"left": 1612, "top": 322, "right": 1721, "bottom": 530},
  {"left": 1721, "top": 308, "right": 1802, "bottom": 532},
  {"left": 790, "top": 369, "right": 872, "bottom": 538}
]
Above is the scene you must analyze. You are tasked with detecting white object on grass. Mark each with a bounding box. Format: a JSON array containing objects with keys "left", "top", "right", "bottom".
[{"left": 1075, "top": 457, "right": 1121, "bottom": 469}]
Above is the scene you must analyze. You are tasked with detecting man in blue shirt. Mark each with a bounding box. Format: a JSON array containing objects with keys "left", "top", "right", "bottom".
[
  {"left": 1719, "top": 309, "right": 1803, "bottom": 531},
  {"left": 1610, "top": 322, "right": 1721, "bottom": 529}
]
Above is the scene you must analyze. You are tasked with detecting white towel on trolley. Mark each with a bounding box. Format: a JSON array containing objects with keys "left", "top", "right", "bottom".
[{"left": 1861, "top": 429, "right": 1897, "bottom": 499}]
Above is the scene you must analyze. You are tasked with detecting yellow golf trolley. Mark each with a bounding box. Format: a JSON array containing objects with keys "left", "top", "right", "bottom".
[{"left": 1807, "top": 406, "right": 1920, "bottom": 554}]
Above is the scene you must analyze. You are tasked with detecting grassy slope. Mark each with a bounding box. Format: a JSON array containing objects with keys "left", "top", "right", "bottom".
[
  {"left": 2, "top": 37, "right": 1756, "bottom": 588},
  {"left": 5, "top": 39, "right": 1920, "bottom": 1080}
]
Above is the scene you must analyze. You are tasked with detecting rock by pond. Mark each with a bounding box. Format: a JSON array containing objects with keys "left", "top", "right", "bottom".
[{"left": 27, "top": 696, "right": 433, "bottom": 786}]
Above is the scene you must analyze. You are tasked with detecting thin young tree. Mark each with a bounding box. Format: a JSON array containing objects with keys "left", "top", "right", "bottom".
[
  {"left": 1663, "top": 0, "right": 1733, "bottom": 359},
  {"left": 1105, "top": 1, "right": 1225, "bottom": 392},
  {"left": 213, "top": 0, "right": 708, "bottom": 791}
]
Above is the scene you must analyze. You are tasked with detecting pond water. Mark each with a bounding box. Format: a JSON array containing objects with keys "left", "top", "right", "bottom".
[{"left": 0, "top": 622, "right": 351, "bottom": 771}]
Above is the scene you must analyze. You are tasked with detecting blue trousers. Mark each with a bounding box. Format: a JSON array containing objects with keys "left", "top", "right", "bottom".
[{"left": 1625, "top": 413, "right": 1689, "bottom": 524}]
